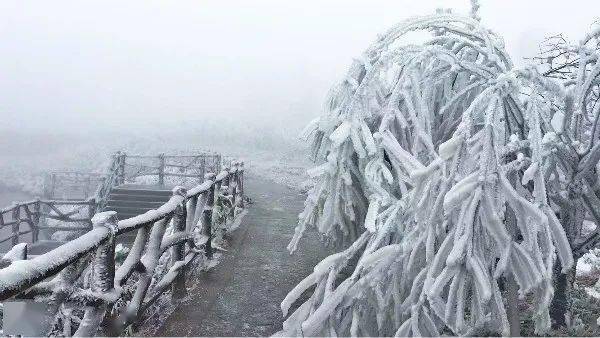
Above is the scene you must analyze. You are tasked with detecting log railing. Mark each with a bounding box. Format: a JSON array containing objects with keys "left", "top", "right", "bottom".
[
  {"left": 115, "top": 152, "right": 222, "bottom": 185},
  {"left": 94, "top": 152, "right": 222, "bottom": 210},
  {"left": 0, "top": 199, "right": 95, "bottom": 246},
  {"left": 1, "top": 152, "right": 226, "bottom": 253},
  {"left": 43, "top": 171, "right": 105, "bottom": 200},
  {"left": 0, "top": 161, "right": 245, "bottom": 336},
  {"left": 94, "top": 152, "right": 127, "bottom": 211}
]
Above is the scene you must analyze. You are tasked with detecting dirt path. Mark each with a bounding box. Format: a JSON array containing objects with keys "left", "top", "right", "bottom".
[{"left": 156, "top": 175, "right": 330, "bottom": 336}]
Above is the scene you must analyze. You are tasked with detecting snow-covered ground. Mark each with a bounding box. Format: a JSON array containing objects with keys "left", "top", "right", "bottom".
[
  {"left": 578, "top": 247, "right": 600, "bottom": 300},
  {"left": 577, "top": 220, "right": 600, "bottom": 279},
  {"left": 241, "top": 150, "right": 313, "bottom": 193},
  {"left": 578, "top": 248, "right": 600, "bottom": 279},
  {"left": 577, "top": 220, "right": 600, "bottom": 301}
]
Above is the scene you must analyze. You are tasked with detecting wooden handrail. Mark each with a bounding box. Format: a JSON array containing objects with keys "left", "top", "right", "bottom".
[
  {"left": 0, "top": 199, "right": 96, "bottom": 246},
  {"left": 0, "top": 151, "right": 231, "bottom": 253},
  {"left": 0, "top": 226, "right": 111, "bottom": 300},
  {"left": 99, "top": 152, "right": 223, "bottom": 200},
  {"left": 0, "top": 161, "right": 245, "bottom": 336}
]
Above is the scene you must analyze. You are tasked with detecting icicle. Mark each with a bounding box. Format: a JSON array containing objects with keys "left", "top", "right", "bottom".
[
  {"left": 329, "top": 121, "right": 352, "bottom": 147},
  {"left": 438, "top": 134, "right": 464, "bottom": 160},
  {"left": 443, "top": 172, "right": 480, "bottom": 212},
  {"left": 394, "top": 319, "right": 411, "bottom": 337},
  {"left": 350, "top": 308, "right": 360, "bottom": 336},
  {"left": 361, "top": 122, "right": 378, "bottom": 155},
  {"left": 543, "top": 206, "right": 574, "bottom": 271},
  {"left": 301, "top": 117, "right": 321, "bottom": 140},
  {"left": 521, "top": 162, "right": 539, "bottom": 185},
  {"left": 351, "top": 127, "right": 367, "bottom": 158},
  {"left": 468, "top": 255, "right": 492, "bottom": 302},
  {"left": 364, "top": 199, "right": 380, "bottom": 233}
]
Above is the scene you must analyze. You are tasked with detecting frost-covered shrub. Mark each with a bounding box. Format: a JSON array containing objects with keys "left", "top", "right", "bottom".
[
  {"left": 281, "top": 7, "right": 600, "bottom": 336},
  {"left": 547, "top": 285, "right": 600, "bottom": 337}
]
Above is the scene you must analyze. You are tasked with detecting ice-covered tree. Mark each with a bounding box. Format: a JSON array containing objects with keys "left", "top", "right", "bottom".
[
  {"left": 283, "top": 7, "right": 600, "bottom": 336},
  {"left": 526, "top": 23, "right": 600, "bottom": 327}
]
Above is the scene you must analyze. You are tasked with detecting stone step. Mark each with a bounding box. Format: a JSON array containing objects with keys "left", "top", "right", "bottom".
[
  {"left": 110, "top": 188, "right": 172, "bottom": 198},
  {"left": 104, "top": 205, "right": 156, "bottom": 215},
  {"left": 108, "top": 194, "right": 171, "bottom": 203},
  {"left": 105, "top": 185, "right": 175, "bottom": 234},
  {"left": 105, "top": 200, "right": 166, "bottom": 209}
]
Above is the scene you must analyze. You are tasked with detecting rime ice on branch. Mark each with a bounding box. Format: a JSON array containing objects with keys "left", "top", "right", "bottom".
[{"left": 281, "top": 10, "right": 600, "bottom": 336}]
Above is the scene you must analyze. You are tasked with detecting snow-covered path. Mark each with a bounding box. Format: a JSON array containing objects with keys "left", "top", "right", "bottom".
[{"left": 156, "top": 174, "right": 330, "bottom": 336}]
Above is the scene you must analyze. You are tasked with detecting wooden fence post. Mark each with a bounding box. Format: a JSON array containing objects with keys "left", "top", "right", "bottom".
[
  {"left": 223, "top": 165, "right": 231, "bottom": 193},
  {"left": 88, "top": 198, "right": 97, "bottom": 227},
  {"left": 202, "top": 173, "right": 216, "bottom": 259},
  {"left": 238, "top": 162, "right": 245, "bottom": 208},
  {"left": 228, "top": 164, "right": 237, "bottom": 220},
  {"left": 118, "top": 152, "right": 126, "bottom": 185},
  {"left": 158, "top": 153, "right": 166, "bottom": 186},
  {"left": 219, "top": 185, "right": 231, "bottom": 223},
  {"left": 172, "top": 186, "right": 187, "bottom": 299},
  {"left": 185, "top": 195, "right": 198, "bottom": 234},
  {"left": 11, "top": 204, "right": 20, "bottom": 246},
  {"left": 76, "top": 211, "right": 117, "bottom": 336},
  {"left": 32, "top": 200, "right": 40, "bottom": 243},
  {"left": 200, "top": 156, "right": 206, "bottom": 181},
  {"left": 91, "top": 212, "right": 117, "bottom": 293},
  {"left": 50, "top": 174, "right": 57, "bottom": 199},
  {"left": 233, "top": 161, "right": 240, "bottom": 203}
]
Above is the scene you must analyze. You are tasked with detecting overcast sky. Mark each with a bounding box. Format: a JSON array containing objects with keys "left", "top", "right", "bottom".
[{"left": 1, "top": 0, "right": 598, "bottom": 136}]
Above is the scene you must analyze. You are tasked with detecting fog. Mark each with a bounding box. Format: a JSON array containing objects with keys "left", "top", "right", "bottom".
[{"left": 0, "top": 0, "right": 599, "bottom": 175}]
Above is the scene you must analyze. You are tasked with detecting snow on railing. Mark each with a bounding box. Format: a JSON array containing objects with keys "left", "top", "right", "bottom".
[{"left": 0, "top": 161, "right": 245, "bottom": 336}]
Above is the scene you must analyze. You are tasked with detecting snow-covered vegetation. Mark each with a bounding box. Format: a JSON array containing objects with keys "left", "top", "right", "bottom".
[{"left": 285, "top": 3, "right": 600, "bottom": 336}]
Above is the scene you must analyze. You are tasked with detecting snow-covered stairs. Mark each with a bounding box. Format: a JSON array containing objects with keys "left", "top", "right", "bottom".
[{"left": 104, "top": 185, "right": 173, "bottom": 222}]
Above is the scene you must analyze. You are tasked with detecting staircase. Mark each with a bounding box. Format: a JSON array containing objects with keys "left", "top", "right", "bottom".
[{"left": 104, "top": 185, "right": 173, "bottom": 241}]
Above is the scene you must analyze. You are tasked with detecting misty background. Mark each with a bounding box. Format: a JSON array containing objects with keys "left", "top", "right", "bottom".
[{"left": 0, "top": 0, "right": 599, "bottom": 199}]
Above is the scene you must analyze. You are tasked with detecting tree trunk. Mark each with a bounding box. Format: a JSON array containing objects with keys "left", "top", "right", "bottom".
[
  {"left": 550, "top": 177, "right": 583, "bottom": 329},
  {"left": 550, "top": 258, "right": 577, "bottom": 329},
  {"left": 506, "top": 275, "right": 521, "bottom": 336}
]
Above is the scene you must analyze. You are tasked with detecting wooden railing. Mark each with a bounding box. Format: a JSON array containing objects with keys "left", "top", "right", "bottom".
[
  {"left": 94, "top": 152, "right": 127, "bottom": 211},
  {"left": 0, "top": 199, "right": 95, "bottom": 247},
  {"left": 0, "top": 161, "right": 245, "bottom": 336},
  {"left": 94, "top": 152, "right": 222, "bottom": 211},
  {"left": 1, "top": 152, "right": 227, "bottom": 254},
  {"left": 43, "top": 171, "right": 105, "bottom": 200},
  {"left": 116, "top": 152, "right": 221, "bottom": 185}
]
